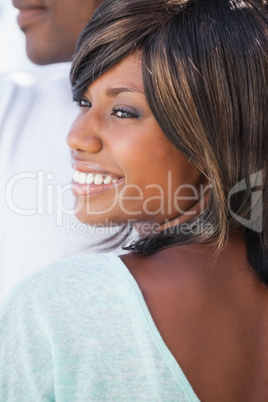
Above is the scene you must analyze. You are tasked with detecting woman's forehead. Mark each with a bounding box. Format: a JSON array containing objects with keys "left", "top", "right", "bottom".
[{"left": 85, "top": 53, "right": 144, "bottom": 95}]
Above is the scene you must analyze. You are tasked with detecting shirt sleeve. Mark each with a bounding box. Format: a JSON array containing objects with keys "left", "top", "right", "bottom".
[{"left": 0, "top": 278, "right": 54, "bottom": 401}]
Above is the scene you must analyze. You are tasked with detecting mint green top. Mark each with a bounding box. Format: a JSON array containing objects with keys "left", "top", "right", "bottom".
[{"left": 0, "top": 254, "right": 200, "bottom": 401}]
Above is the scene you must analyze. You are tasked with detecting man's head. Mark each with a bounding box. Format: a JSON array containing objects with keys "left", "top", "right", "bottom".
[{"left": 12, "top": 0, "right": 103, "bottom": 65}]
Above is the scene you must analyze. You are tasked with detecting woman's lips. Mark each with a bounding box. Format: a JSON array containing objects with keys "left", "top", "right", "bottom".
[{"left": 71, "top": 169, "right": 125, "bottom": 197}]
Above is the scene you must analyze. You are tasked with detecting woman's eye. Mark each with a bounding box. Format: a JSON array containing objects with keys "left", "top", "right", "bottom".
[
  {"left": 78, "top": 99, "right": 91, "bottom": 108},
  {"left": 112, "top": 108, "right": 138, "bottom": 119}
]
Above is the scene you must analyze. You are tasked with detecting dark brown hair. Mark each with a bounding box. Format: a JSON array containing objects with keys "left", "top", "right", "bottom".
[{"left": 71, "top": 0, "right": 268, "bottom": 282}]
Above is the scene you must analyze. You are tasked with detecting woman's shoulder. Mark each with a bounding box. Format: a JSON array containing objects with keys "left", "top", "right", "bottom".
[
  {"left": 0, "top": 253, "right": 127, "bottom": 315},
  {"left": 33, "top": 252, "right": 123, "bottom": 280}
]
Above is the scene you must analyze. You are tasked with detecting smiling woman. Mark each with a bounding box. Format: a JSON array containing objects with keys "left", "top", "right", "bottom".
[
  {"left": 0, "top": 0, "right": 268, "bottom": 401},
  {"left": 68, "top": 53, "right": 202, "bottom": 227}
]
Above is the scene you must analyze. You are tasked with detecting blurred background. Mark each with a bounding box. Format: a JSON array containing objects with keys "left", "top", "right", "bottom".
[{"left": 0, "top": 0, "right": 36, "bottom": 73}]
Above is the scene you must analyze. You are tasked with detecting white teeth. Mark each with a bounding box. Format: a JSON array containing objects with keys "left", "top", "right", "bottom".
[
  {"left": 103, "top": 176, "right": 112, "bottom": 184},
  {"left": 94, "top": 174, "right": 103, "bottom": 185},
  {"left": 78, "top": 172, "right": 87, "bottom": 184},
  {"left": 73, "top": 171, "right": 120, "bottom": 185},
  {"left": 73, "top": 171, "right": 80, "bottom": 182},
  {"left": 86, "top": 173, "right": 94, "bottom": 184}
]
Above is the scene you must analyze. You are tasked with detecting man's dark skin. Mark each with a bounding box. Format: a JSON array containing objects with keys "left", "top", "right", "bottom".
[{"left": 12, "top": 0, "right": 103, "bottom": 65}]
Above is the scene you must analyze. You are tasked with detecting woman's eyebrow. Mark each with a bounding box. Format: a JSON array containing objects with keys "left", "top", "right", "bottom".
[{"left": 105, "top": 87, "right": 144, "bottom": 97}]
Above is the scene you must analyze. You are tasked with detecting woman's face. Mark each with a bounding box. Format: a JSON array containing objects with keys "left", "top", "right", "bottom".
[{"left": 67, "top": 53, "right": 203, "bottom": 232}]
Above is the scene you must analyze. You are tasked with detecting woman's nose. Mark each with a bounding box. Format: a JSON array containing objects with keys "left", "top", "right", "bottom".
[{"left": 66, "top": 114, "right": 103, "bottom": 153}]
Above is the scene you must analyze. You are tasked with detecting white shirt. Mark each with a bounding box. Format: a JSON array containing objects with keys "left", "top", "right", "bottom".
[{"left": 0, "top": 63, "right": 123, "bottom": 302}]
